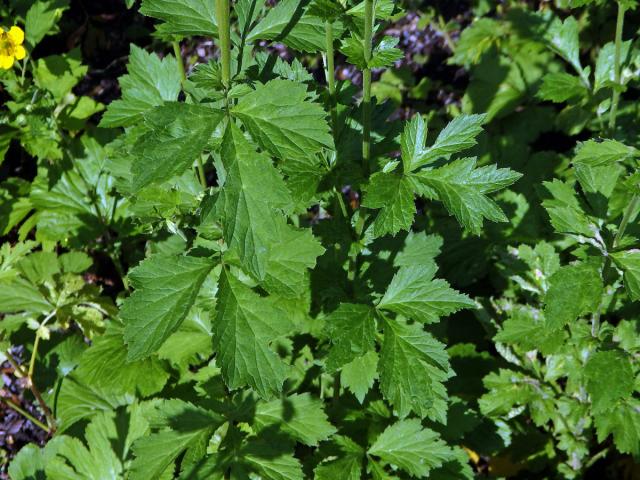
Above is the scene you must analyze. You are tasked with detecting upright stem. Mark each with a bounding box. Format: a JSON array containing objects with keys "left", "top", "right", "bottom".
[
  {"left": 362, "top": 0, "right": 374, "bottom": 174},
  {"left": 608, "top": 1, "right": 626, "bottom": 134},
  {"left": 217, "top": 0, "right": 232, "bottom": 92},
  {"left": 172, "top": 41, "right": 187, "bottom": 84},
  {"left": 591, "top": 194, "right": 639, "bottom": 336},
  {"left": 325, "top": 21, "right": 338, "bottom": 139}
]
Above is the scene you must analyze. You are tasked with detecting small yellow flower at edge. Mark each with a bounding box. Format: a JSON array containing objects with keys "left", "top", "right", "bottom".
[{"left": 0, "top": 26, "right": 26, "bottom": 70}]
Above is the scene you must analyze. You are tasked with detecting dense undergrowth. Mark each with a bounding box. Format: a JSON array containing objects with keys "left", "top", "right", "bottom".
[{"left": 0, "top": 0, "right": 640, "bottom": 478}]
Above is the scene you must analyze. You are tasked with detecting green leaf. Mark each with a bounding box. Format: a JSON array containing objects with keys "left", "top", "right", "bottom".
[
  {"left": 573, "top": 139, "right": 636, "bottom": 167},
  {"left": 34, "top": 50, "right": 88, "bottom": 102},
  {"left": 379, "top": 318, "right": 453, "bottom": 421},
  {"left": 479, "top": 369, "right": 552, "bottom": 418},
  {"left": 542, "top": 179, "right": 596, "bottom": 237},
  {"left": 314, "top": 437, "right": 363, "bottom": 480},
  {"left": 231, "top": 79, "right": 333, "bottom": 160},
  {"left": 25, "top": 0, "right": 70, "bottom": 47},
  {"left": 543, "top": 263, "right": 603, "bottom": 330},
  {"left": 340, "top": 35, "right": 367, "bottom": 69},
  {"left": 75, "top": 324, "right": 169, "bottom": 396},
  {"left": 122, "top": 253, "right": 216, "bottom": 361},
  {"left": 410, "top": 114, "right": 486, "bottom": 170},
  {"left": 546, "top": 16, "right": 586, "bottom": 79},
  {"left": 594, "top": 399, "right": 640, "bottom": 457},
  {"left": 130, "top": 400, "right": 222, "bottom": 480},
  {"left": 247, "top": 0, "right": 334, "bottom": 52},
  {"left": 213, "top": 269, "right": 292, "bottom": 399},
  {"left": 400, "top": 114, "right": 428, "bottom": 173},
  {"left": 537, "top": 72, "right": 587, "bottom": 103},
  {"left": 140, "top": 0, "right": 218, "bottom": 38},
  {"left": 100, "top": 45, "right": 182, "bottom": 128},
  {"left": 340, "top": 351, "right": 378, "bottom": 403},
  {"left": 612, "top": 250, "right": 640, "bottom": 301},
  {"left": 362, "top": 172, "right": 416, "bottom": 238},
  {"left": 325, "top": 303, "right": 377, "bottom": 372},
  {"left": 262, "top": 223, "right": 325, "bottom": 296},
  {"left": 214, "top": 123, "right": 293, "bottom": 279},
  {"left": 378, "top": 265, "right": 475, "bottom": 323},
  {"left": 129, "top": 103, "right": 223, "bottom": 190},
  {"left": 0, "top": 277, "right": 52, "bottom": 314},
  {"left": 369, "top": 36, "right": 404, "bottom": 68},
  {"left": 414, "top": 157, "right": 521, "bottom": 234},
  {"left": 255, "top": 393, "right": 336, "bottom": 446},
  {"left": 56, "top": 376, "right": 127, "bottom": 432},
  {"left": 394, "top": 232, "right": 442, "bottom": 269},
  {"left": 585, "top": 350, "right": 634, "bottom": 413},
  {"left": 368, "top": 419, "right": 453, "bottom": 478}
]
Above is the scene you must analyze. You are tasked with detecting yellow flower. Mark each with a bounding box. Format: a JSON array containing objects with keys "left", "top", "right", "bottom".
[{"left": 0, "top": 26, "right": 26, "bottom": 70}]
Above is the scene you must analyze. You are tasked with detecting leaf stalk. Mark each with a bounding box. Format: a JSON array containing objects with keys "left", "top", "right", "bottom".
[{"left": 608, "top": 1, "right": 626, "bottom": 134}]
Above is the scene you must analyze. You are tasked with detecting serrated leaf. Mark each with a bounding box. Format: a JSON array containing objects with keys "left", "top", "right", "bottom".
[
  {"left": 25, "top": 0, "right": 70, "bottom": 47},
  {"left": 130, "top": 103, "right": 223, "bottom": 190},
  {"left": 231, "top": 79, "right": 333, "bottom": 160},
  {"left": 378, "top": 265, "right": 474, "bottom": 323},
  {"left": 130, "top": 400, "right": 222, "bottom": 480},
  {"left": 369, "top": 36, "right": 404, "bottom": 68},
  {"left": 537, "top": 72, "right": 587, "bottom": 103},
  {"left": 140, "top": 0, "right": 218, "bottom": 38},
  {"left": 247, "top": 0, "right": 335, "bottom": 52},
  {"left": 255, "top": 393, "right": 336, "bottom": 446},
  {"left": 262, "top": 223, "right": 325, "bottom": 296},
  {"left": 340, "top": 351, "right": 378, "bottom": 403},
  {"left": 585, "top": 350, "right": 634, "bottom": 413},
  {"left": 368, "top": 419, "right": 453, "bottom": 478},
  {"left": 100, "top": 45, "right": 182, "bottom": 128},
  {"left": 400, "top": 114, "right": 428, "bottom": 173},
  {"left": 214, "top": 122, "right": 293, "bottom": 279},
  {"left": 573, "top": 139, "right": 636, "bottom": 167},
  {"left": 414, "top": 157, "right": 521, "bottom": 234},
  {"left": 75, "top": 324, "right": 169, "bottom": 396},
  {"left": 362, "top": 172, "right": 416, "bottom": 238},
  {"left": 594, "top": 399, "right": 640, "bottom": 457},
  {"left": 325, "top": 303, "right": 377, "bottom": 372},
  {"left": 122, "top": 254, "right": 216, "bottom": 361},
  {"left": 542, "top": 179, "right": 596, "bottom": 237},
  {"left": 379, "top": 318, "right": 453, "bottom": 421},
  {"left": 543, "top": 263, "right": 603, "bottom": 330},
  {"left": 546, "top": 16, "right": 586, "bottom": 79},
  {"left": 213, "top": 269, "right": 292, "bottom": 399},
  {"left": 612, "top": 250, "right": 640, "bottom": 301},
  {"left": 410, "top": 114, "right": 486, "bottom": 170}
]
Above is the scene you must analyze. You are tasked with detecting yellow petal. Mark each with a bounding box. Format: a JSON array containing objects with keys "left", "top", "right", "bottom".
[
  {"left": 8, "top": 26, "right": 24, "bottom": 45},
  {"left": 0, "top": 55, "right": 14, "bottom": 69},
  {"left": 13, "top": 45, "right": 26, "bottom": 60}
]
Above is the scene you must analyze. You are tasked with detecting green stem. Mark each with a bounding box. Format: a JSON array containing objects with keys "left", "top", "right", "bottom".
[
  {"left": 197, "top": 155, "right": 208, "bottom": 188},
  {"left": 585, "top": 446, "right": 610, "bottom": 470},
  {"left": 608, "top": 1, "right": 626, "bottom": 134},
  {"left": 325, "top": 21, "right": 338, "bottom": 139},
  {"left": 591, "top": 194, "right": 639, "bottom": 336},
  {"left": 361, "top": 0, "right": 374, "bottom": 174},
  {"left": 28, "top": 310, "right": 56, "bottom": 379},
  {"left": 0, "top": 397, "right": 50, "bottom": 433},
  {"left": 172, "top": 41, "right": 187, "bottom": 84},
  {"left": 613, "top": 194, "right": 639, "bottom": 249},
  {"left": 217, "top": 0, "right": 232, "bottom": 91}
]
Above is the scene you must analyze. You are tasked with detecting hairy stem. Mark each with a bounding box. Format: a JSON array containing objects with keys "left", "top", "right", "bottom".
[
  {"left": 608, "top": 1, "right": 626, "bottom": 134},
  {"left": 217, "top": 0, "right": 232, "bottom": 91},
  {"left": 325, "top": 21, "right": 338, "bottom": 138},
  {"left": 362, "top": 0, "right": 374, "bottom": 174},
  {"left": 591, "top": 194, "right": 639, "bottom": 336},
  {"left": 172, "top": 41, "right": 187, "bottom": 84}
]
